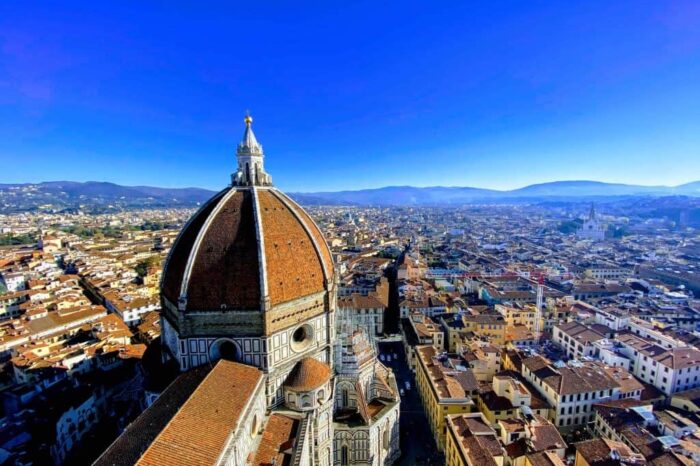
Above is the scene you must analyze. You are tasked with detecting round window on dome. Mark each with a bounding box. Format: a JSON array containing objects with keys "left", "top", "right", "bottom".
[{"left": 290, "top": 324, "right": 314, "bottom": 352}]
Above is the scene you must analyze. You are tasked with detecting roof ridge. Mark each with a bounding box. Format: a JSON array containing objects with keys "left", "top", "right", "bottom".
[
  {"left": 180, "top": 187, "right": 239, "bottom": 301},
  {"left": 251, "top": 187, "right": 270, "bottom": 314}
]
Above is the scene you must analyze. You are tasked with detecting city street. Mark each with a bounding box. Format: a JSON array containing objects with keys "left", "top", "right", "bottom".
[{"left": 378, "top": 341, "right": 444, "bottom": 466}]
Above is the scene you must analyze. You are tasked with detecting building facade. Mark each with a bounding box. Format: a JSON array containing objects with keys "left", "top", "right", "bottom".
[{"left": 577, "top": 205, "right": 606, "bottom": 241}]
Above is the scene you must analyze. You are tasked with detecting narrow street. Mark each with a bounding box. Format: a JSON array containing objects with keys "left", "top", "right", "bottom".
[
  {"left": 378, "top": 341, "right": 443, "bottom": 465},
  {"left": 383, "top": 260, "right": 400, "bottom": 335}
]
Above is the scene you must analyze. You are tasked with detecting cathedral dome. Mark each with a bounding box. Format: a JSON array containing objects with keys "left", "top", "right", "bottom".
[{"left": 160, "top": 116, "right": 335, "bottom": 337}]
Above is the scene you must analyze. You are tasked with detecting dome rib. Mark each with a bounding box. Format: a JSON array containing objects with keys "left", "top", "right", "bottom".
[
  {"left": 182, "top": 189, "right": 262, "bottom": 310},
  {"left": 271, "top": 190, "right": 334, "bottom": 285},
  {"left": 181, "top": 187, "right": 240, "bottom": 298},
  {"left": 161, "top": 188, "right": 229, "bottom": 305},
  {"left": 251, "top": 187, "right": 269, "bottom": 306},
  {"left": 257, "top": 189, "right": 326, "bottom": 306},
  {"left": 159, "top": 117, "right": 336, "bottom": 339},
  {"left": 162, "top": 187, "right": 333, "bottom": 313}
]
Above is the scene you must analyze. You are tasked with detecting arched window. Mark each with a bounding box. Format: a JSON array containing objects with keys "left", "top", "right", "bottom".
[
  {"left": 218, "top": 341, "right": 237, "bottom": 361},
  {"left": 342, "top": 388, "right": 349, "bottom": 407},
  {"left": 341, "top": 445, "right": 349, "bottom": 465},
  {"left": 209, "top": 339, "right": 238, "bottom": 362}
]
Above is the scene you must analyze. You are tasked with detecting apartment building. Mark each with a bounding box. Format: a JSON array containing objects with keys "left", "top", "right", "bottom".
[
  {"left": 591, "top": 400, "right": 657, "bottom": 453},
  {"left": 460, "top": 343, "right": 501, "bottom": 382},
  {"left": 497, "top": 301, "right": 574, "bottom": 337},
  {"left": 415, "top": 346, "right": 478, "bottom": 451},
  {"left": 337, "top": 277, "right": 389, "bottom": 335},
  {"left": 521, "top": 356, "right": 623, "bottom": 431},
  {"left": 401, "top": 312, "right": 445, "bottom": 372},
  {"left": 573, "top": 438, "right": 646, "bottom": 466},
  {"left": 615, "top": 332, "right": 700, "bottom": 396},
  {"left": 583, "top": 266, "right": 631, "bottom": 281},
  {"left": 552, "top": 322, "right": 607, "bottom": 359},
  {"left": 476, "top": 373, "right": 552, "bottom": 424},
  {"left": 462, "top": 313, "right": 507, "bottom": 345},
  {"left": 445, "top": 412, "right": 505, "bottom": 466},
  {"left": 497, "top": 414, "right": 566, "bottom": 466}
]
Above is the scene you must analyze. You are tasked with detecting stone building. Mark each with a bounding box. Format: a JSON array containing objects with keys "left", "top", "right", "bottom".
[
  {"left": 333, "top": 324, "right": 401, "bottom": 465},
  {"left": 95, "top": 116, "right": 399, "bottom": 466},
  {"left": 577, "top": 205, "right": 606, "bottom": 241}
]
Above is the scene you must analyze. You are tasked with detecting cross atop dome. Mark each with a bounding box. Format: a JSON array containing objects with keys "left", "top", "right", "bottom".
[{"left": 232, "top": 113, "right": 273, "bottom": 187}]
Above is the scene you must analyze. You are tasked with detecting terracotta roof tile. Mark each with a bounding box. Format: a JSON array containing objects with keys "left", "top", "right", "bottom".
[
  {"left": 136, "top": 360, "right": 263, "bottom": 466},
  {"left": 283, "top": 357, "right": 331, "bottom": 391},
  {"left": 278, "top": 191, "right": 334, "bottom": 281},
  {"left": 259, "top": 190, "right": 325, "bottom": 306},
  {"left": 251, "top": 414, "right": 298, "bottom": 466},
  {"left": 93, "top": 364, "right": 212, "bottom": 466},
  {"left": 161, "top": 186, "right": 334, "bottom": 317},
  {"left": 186, "top": 189, "right": 261, "bottom": 310},
  {"left": 161, "top": 189, "right": 228, "bottom": 304}
]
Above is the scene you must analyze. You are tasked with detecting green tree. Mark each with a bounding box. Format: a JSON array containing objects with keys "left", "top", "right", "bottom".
[
  {"left": 557, "top": 219, "right": 583, "bottom": 234},
  {"left": 135, "top": 255, "right": 161, "bottom": 277},
  {"left": 0, "top": 233, "right": 37, "bottom": 246}
]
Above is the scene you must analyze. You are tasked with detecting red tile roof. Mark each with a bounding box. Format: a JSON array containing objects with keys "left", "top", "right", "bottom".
[
  {"left": 284, "top": 357, "right": 331, "bottom": 391},
  {"left": 137, "top": 360, "right": 263, "bottom": 466},
  {"left": 258, "top": 190, "right": 327, "bottom": 306},
  {"left": 251, "top": 414, "right": 299, "bottom": 466},
  {"left": 161, "top": 189, "right": 228, "bottom": 304},
  {"left": 184, "top": 189, "right": 261, "bottom": 310}
]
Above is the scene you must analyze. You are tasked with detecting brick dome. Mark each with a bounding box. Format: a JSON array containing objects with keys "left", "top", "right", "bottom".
[
  {"left": 162, "top": 187, "right": 334, "bottom": 311},
  {"left": 160, "top": 117, "right": 334, "bottom": 338}
]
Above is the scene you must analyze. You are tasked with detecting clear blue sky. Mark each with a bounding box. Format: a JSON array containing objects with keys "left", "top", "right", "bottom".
[{"left": 1, "top": 2, "right": 699, "bottom": 192}]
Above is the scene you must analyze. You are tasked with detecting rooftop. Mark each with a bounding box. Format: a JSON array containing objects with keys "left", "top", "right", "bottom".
[
  {"left": 136, "top": 360, "right": 263, "bottom": 466},
  {"left": 447, "top": 414, "right": 505, "bottom": 466}
]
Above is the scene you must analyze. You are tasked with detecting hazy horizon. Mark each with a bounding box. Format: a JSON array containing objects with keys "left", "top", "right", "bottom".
[{"left": 2, "top": 178, "right": 700, "bottom": 193}]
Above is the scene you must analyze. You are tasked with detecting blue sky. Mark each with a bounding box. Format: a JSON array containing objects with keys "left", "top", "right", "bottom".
[{"left": 1, "top": 2, "right": 699, "bottom": 192}]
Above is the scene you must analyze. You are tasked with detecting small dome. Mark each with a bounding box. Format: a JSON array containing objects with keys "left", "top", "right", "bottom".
[{"left": 284, "top": 357, "right": 331, "bottom": 391}]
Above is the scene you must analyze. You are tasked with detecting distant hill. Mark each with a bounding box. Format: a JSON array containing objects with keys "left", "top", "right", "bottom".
[
  {"left": 290, "top": 180, "right": 700, "bottom": 205},
  {"left": 675, "top": 181, "right": 700, "bottom": 196},
  {"left": 0, "top": 181, "right": 216, "bottom": 213},
  {"left": 1, "top": 179, "right": 699, "bottom": 211},
  {"left": 506, "top": 180, "right": 669, "bottom": 197}
]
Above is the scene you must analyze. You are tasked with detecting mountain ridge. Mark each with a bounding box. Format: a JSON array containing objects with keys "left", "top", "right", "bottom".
[
  {"left": 291, "top": 180, "right": 700, "bottom": 205},
  {"left": 1, "top": 179, "right": 699, "bottom": 211}
]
